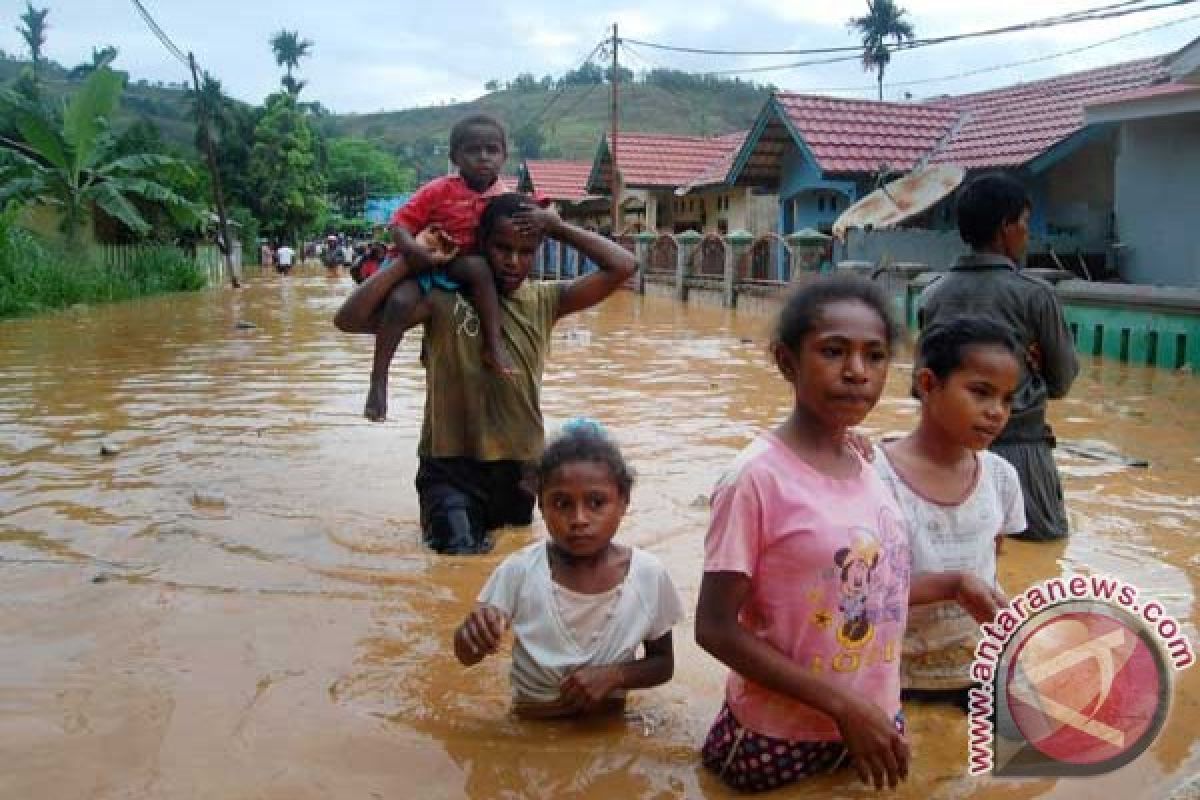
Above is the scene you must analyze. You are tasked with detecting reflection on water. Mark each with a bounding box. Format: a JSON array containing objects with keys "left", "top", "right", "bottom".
[{"left": 1, "top": 268, "right": 1197, "bottom": 799}]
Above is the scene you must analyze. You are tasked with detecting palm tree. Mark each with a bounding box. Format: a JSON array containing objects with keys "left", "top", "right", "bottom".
[
  {"left": 848, "top": 0, "right": 916, "bottom": 101},
  {"left": 269, "top": 30, "right": 313, "bottom": 94},
  {"left": 0, "top": 67, "right": 203, "bottom": 248},
  {"left": 16, "top": 2, "right": 49, "bottom": 74},
  {"left": 68, "top": 46, "right": 118, "bottom": 81}
]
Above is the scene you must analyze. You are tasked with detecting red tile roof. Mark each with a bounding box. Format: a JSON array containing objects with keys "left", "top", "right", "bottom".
[
  {"left": 600, "top": 132, "right": 747, "bottom": 189},
  {"left": 927, "top": 57, "right": 1169, "bottom": 168},
  {"left": 521, "top": 159, "right": 593, "bottom": 201},
  {"left": 773, "top": 94, "right": 961, "bottom": 174},
  {"left": 682, "top": 131, "right": 749, "bottom": 191},
  {"left": 1086, "top": 79, "right": 1200, "bottom": 108}
]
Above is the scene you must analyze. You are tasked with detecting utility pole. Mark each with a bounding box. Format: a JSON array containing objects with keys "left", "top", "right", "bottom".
[
  {"left": 609, "top": 22, "right": 621, "bottom": 237},
  {"left": 188, "top": 52, "right": 239, "bottom": 288}
]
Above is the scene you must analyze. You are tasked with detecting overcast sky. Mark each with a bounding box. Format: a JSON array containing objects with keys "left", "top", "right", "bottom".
[{"left": 3, "top": 0, "right": 1198, "bottom": 113}]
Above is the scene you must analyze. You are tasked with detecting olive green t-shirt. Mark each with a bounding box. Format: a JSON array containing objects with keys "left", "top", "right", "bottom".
[{"left": 417, "top": 282, "right": 562, "bottom": 462}]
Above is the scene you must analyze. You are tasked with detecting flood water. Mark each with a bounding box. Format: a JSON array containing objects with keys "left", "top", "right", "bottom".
[{"left": 1, "top": 267, "right": 1197, "bottom": 799}]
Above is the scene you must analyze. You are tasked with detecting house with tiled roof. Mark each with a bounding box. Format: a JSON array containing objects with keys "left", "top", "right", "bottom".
[
  {"left": 1083, "top": 37, "right": 1200, "bottom": 287},
  {"left": 723, "top": 50, "right": 1179, "bottom": 278},
  {"left": 516, "top": 159, "right": 610, "bottom": 230},
  {"left": 585, "top": 131, "right": 775, "bottom": 235}
]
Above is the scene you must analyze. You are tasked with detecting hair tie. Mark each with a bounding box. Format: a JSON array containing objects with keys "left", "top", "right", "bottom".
[{"left": 561, "top": 417, "right": 607, "bottom": 437}]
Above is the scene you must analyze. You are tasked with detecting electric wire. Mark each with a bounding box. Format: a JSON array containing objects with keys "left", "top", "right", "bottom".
[{"left": 623, "top": 0, "right": 1198, "bottom": 59}]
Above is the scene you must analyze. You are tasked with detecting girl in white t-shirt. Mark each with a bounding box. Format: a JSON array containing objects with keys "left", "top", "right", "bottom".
[
  {"left": 453, "top": 420, "right": 684, "bottom": 718},
  {"left": 874, "top": 316, "right": 1026, "bottom": 712}
]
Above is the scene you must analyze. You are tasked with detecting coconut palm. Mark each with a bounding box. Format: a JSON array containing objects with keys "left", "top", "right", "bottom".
[
  {"left": 269, "top": 30, "right": 313, "bottom": 94},
  {"left": 68, "top": 46, "right": 118, "bottom": 81},
  {"left": 848, "top": 0, "right": 916, "bottom": 101},
  {"left": 16, "top": 2, "right": 49, "bottom": 72},
  {"left": 0, "top": 67, "right": 204, "bottom": 248}
]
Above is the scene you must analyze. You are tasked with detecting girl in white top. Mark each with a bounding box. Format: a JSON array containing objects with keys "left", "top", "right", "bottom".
[
  {"left": 873, "top": 316, "right": 1026, "bottom": 711},
  {"left": 453, "top": 419, "right": 684, "bottom": 718}
]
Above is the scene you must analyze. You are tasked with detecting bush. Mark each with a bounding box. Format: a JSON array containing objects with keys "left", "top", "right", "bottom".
[{"left": 0, "top": 209, "right": 208, "bottom": 318}]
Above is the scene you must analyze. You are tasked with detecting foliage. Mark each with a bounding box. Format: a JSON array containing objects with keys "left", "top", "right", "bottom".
[
  {"left": 324, "top": 136, "right": 414, "bottom": 216},
  {"left": 247, "top": 91, "right": 325, "bottom": 242},
  {"left": 558, "top": 62, "right": 605, "bottom": 87},
  {"left": 0, "top": 206, "right": 207, "bottom": 318},
  {"left": 270, "top": 29, "right": 312, "bottom": 95},
  {"left": 95, "top": 119, "right": 209, "bottom": 244},
  {"left": 512, "top": 123, "right": 544, "bottom": 159},
  {"left": 16, "top": 2, "right": 48, "bottom": 69},
  {"left": 0, "top": 66, "right": 205, "bottom": 247},
  {"left": 848, "top": 0, "right": 916, "bottom": 100},
  {"left": 68, "top": 46, "right": 118, "bottom": 81}
]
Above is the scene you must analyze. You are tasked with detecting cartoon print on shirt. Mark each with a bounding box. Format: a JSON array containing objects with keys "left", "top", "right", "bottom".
[{"left": 834, "top": 528, "right": 881, "bottom": 649}]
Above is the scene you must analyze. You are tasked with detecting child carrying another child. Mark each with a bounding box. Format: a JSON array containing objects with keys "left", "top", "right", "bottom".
[
  {"left": 695, "top": 277, "right": 1007, "bottom": 794},
  {"left": 873, "top": 316, "right": 1022, "bottom": 712},
  {"left": 365, "top": 113, "right": 515, "bottom": 421},
  {"left": 454, "top": 421, "right": 684, "bottom": 718}
]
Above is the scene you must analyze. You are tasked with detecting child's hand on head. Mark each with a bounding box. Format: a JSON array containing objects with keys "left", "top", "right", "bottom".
[
  {"left": 456, "top": 605, "right": 509, "bottom": 659},
  {"left": 558, "top": 664, "right": 623, "bottom": 712},
  {"left": 511, "top": 206, "right": 561, "bottom": 239}
]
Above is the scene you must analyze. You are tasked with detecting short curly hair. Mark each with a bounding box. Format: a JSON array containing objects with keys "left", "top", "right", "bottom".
[
  {"left": 448, "top": 113, "right": 507, "bottom": 159},
  {"left": 536, "top": 422, "right": 635, "bottom": 501}
]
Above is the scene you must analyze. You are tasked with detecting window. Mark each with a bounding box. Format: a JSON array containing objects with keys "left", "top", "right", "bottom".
[{"left": 817, "top": 196, "right": 826, "bottom": 213}]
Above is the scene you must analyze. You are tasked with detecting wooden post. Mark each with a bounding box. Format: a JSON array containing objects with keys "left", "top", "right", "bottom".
[
  {"left": 188, "top": 52, "right": 239, "bottom": 289},
  {"left": 609, "top": 23, "right": 620, "bottom": 238}
]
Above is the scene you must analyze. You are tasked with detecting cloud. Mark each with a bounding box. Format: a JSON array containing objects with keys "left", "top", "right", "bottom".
[{"left": 0, "top": 0, "right": 1193, "bottom": 112}]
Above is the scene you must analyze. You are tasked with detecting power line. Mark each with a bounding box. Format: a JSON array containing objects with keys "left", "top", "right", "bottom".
[
  {"left": 624, "top": 0, "right": 1198, "bottom": 58},
  {"left": 523, "top": 38, "right": 607, "bottom": 130},
  {"left": 129, "top": 0, "right": 189, "bottom": 68},
  {"left": 781, "top": 12, "right": 1200, "bottom": 93},
  {"left": 687, "top": 11, "right": 1199, "bottom": 81}
]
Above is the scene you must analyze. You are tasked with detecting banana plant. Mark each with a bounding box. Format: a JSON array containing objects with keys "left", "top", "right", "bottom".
[{"left": 0, "top": 66, "right": 204, "bottom": 248}]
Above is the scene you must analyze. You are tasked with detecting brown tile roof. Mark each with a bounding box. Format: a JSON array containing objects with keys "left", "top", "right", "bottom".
[
  {"left": 521, "top": 159, "right": 593, "bottom": 201},
  {"left": 773, "top": 94, "right": 961, "bottom": 173},
  {"left": 926, "top": 57, "right": 1170, "bottom": 168},
  {"left": 590, "top": 131, "right": 747, "bottom": 191}
]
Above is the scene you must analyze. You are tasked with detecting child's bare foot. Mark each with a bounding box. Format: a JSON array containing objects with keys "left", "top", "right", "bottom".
[
  {"left": 481, "top": 345, "right": 517, "bottom": 378},
  {"left": 364, "top": 375, "right": 388, "bottom": 421}
]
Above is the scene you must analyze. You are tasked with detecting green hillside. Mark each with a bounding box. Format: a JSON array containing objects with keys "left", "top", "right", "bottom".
[
  {"left": 0, "top": 57, "right": 200, "bottom": 148},
  {"left": 2, "top": 55, "right": 769, "bottom": 181},
  {"left": 321, "top": 81, "right": 770, "bottom": 181}
]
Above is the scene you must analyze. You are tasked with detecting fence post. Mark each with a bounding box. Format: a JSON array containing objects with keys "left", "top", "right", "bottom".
[
  {"left": 633, "top": 231, "right": 656, "bottom": 294},
  {"left": 676, "top": 230, "right": 702, "bottom": 303},
  {"left": 724, "top": 230, "right": 754, "bottom": 309}
]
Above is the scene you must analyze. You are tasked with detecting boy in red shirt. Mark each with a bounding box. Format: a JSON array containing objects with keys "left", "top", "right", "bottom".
[{"left": 365, "top": 113, "right": 514, "bottom": 421}]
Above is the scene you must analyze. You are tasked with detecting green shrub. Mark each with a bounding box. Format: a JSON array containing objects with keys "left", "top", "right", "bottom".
[{"left": 0, "top": 209, "right": 208, "bottom": 318}]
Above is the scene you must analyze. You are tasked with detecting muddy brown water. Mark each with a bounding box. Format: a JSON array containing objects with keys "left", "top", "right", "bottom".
[{"left": 1, "top": 268, "right": 1197, "bottom": 799}]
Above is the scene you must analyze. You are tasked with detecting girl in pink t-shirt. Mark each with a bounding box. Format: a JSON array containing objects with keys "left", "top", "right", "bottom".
[{"left": 696, "top": 276, "right": 1001, "bottom": 794}]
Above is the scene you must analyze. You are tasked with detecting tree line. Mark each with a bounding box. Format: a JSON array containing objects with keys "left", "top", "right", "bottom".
[{"left": 1, "top": 2, "right": 416, "bottom": 263}]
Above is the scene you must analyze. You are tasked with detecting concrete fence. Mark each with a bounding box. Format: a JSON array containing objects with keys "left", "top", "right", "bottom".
[{"left": 531, "top": 231, "right": 1200, "bottom": 371}]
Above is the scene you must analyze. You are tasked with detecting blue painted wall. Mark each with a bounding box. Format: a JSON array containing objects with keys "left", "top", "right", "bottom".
[{"left": 775, "top": 145, "right": 857, "bottom": 278}]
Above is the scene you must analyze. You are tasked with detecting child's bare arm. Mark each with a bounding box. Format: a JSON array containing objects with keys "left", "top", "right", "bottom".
[
  {"left": 910, "top": 571, "right": 1007, "bottom": 624},
  {"left": 454, "top": 604, "right": 509, "bottom": 666},
  {"left": 558, "top": 631, "right": 675, "bottom": 712},
  {"left": 696, "top": 571, "right": 909, "bottom": 790}
]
